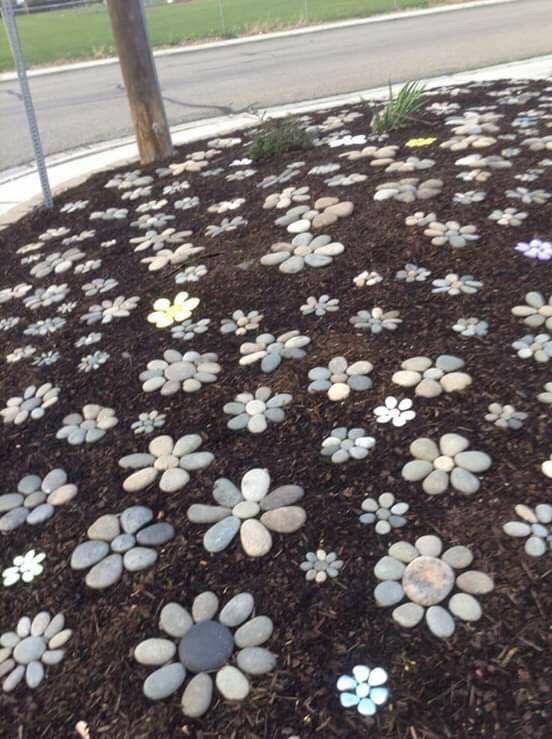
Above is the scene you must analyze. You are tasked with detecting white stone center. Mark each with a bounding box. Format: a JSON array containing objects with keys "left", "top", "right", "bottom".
[
  {"left": 246, "top": 400, "right": 266, "bottom": 416},
  {"left": 433, "top": 455, "right": 454, "bottom": 472},
  {"left": 402, "top": 556, "right": 455, "bottom": 606}
]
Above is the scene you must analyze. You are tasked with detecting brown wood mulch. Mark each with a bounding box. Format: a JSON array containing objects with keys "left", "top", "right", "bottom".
[{"left": 0, "top": 79, "right": 551, "bottom": 739}]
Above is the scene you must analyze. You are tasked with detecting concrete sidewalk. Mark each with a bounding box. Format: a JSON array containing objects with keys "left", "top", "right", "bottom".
[{"left": 1, "top": 52, "right": 551, "bottom": 228}]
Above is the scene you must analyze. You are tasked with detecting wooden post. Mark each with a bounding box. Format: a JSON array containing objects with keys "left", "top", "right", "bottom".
[{"left": 106, "top": 0, "right": 174, "bottom": 164}]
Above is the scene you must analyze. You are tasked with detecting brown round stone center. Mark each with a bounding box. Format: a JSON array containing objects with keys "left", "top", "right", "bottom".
[{"left": 402, "top": 556, "right": 455, "bottom": 606}]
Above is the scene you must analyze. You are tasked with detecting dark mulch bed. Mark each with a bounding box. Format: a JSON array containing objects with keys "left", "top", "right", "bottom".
[{"left": 0, "top": 79, "right": 551, "bottom": 739}]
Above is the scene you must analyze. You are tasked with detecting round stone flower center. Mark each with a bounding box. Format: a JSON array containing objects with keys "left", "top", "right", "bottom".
[
  {"left": 402, "top": 556, "right": 455, "bottom": 606},
  {"left": 178, "top": 620, "right": 234, "bottom": 672},
  {"left": 433, "top": 455, "right": 455, "bottom": 472},
  {"left": 246, "top": 400, "right": 266, "bottom": 416}
]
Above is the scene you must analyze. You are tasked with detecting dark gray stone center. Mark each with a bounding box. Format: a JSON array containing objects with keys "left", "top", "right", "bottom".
[{"left": 178, "top": 620, "right": 233, "bottom": 672}]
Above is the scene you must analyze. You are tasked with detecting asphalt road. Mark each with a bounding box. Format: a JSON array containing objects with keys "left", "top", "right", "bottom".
[{"left": 1, "top": 0, "right": 550, "bottom": 170}]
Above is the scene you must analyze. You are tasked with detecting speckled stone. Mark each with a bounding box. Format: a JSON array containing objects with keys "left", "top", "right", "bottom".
[
  {"left": 178, "top": 621, "right": 234, "bottom": 672},
  {"left": 181, "top": 672, "right": 213, "bottom": 717},
  {"left": 219, "top": 593, "right": 254, "bottom": 627},
  {"left": 143, "top": 663, "right": 186, "bottom": 700}
]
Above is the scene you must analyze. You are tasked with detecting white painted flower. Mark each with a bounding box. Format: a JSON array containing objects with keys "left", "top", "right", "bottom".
[
  {"left": 374, "top": 397, "right": 415, "bottom": 427},
  {"left": 2, "top": 550, "right": 46, "bottom": 586},
  {"left": 337, "top": 665, "right": 389, "bottom": 715},
  {"left": 147, "top": 292, "right": 200, "bottom": 328}
]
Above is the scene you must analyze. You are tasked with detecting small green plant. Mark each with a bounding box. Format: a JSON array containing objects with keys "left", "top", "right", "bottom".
[
  {"left": 370, "top": 81, "right": 426, "bottom": 134},
  {"left": 248, "top": 117, "right": 314, "bottom": 161}
]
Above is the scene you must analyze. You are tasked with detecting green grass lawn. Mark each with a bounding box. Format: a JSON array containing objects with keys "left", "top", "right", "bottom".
[{"left": 0, "top": 0, "right": 452, "bottom": 72}]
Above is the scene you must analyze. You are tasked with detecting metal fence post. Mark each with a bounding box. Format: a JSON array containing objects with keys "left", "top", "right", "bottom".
[{"left": 1, "top": 0, "right": 53, "bottom": 208}]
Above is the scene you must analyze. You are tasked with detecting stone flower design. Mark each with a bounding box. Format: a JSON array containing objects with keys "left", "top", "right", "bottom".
[
  {"left": 260, "top": 233, "right": 344, "bottom": 273},
  {"left": 80, "top": 296, "right": 140, "bottom": 325},
  {"left": 374, "top": 535, "right": 494, "bottom": 638},
  {"left": 512, "top": 333, "right": 552, "bottom": 362},
  {"left": 187, "top": 468, "right": 306, "bottom": 556},
  {"left": 424, "top": 221, "right": 479, "bottom": 248},
  {"left": 70, "top": 506, "right": 175, "bottom": 589},
  {"left": 175, "top": 265, "right": 208, "bottom": 283},
  {"left": 321, "top": 427, "right": 376, "bottom": 464},
  {"left": 452, "top": 317, "right": 488, "bottom": 337},
  {"left": 275, "top": 198, "right": 353, "bottom": 232},
  {"left": 81, "top": 277, "right": 118, "bottom": 296},
  {"left": 24, "top": 317, "right": 66, "bottom": 336},
  {"left": 353, "top": 270, "right": 383, "bottom": 287},
  {"left": 515, "top": 239, "right": 552, "bottom": 260},
  {"left": 432, "top": 273, "right": 482, "bottom": 295},
  {"left": 395, "top": 263, "right": 431, "bottom": 282},
  {"left": 1, "top": 383, "right": 60, "bottom": 426},
  {"left": 220, "top": 310, "right": 263, "bottom": 336},
  {"left": 404, "top": 210, "right": 436, "bottom": 227},
  {"left": 134, "top": 591, "right": 276, "bottom": 717},
  {"left": 0, "top": 612, "right": 71, "bottom": 692},
  {"left": 308, "top": 357, "right": 373, "bottom": 401},
  {"left": 538, "top": 382, "right": 552, "bottom": 404},
  {"left": 131, "top": 410, "right": 166, "bottom": 435},
  {"left": 488, "top": 207, "right": 527, "bottom": 226},
  {"left": 392, "top": 355, "right": 471, "bottom": 397},
  {"left": 503, "top": 504, "right": 552, "bottom": 557},
  {"left": 263, "top": 186, "right": 310, "bottom": 209},
  {"left": 359, "top": 492, "right": 409, "bottom": 534},
  {"left": 140, "top": 350, "right": 221, "bottom": 394},
  {"left": 29, "top": 248, "right": 85, "bottom": 278},
  {"left": 453, "top": 190, "right": 486, "bottom": 205},
  {"left": 512, "top": 292, "right": 552, "bottom": 329},
  {"left": 78, "top": 350, "right": 110, "bottom": 372},
  {"left": 239, "top": 331, "right": 310, "bottom": 372},
  {"left": 7, "top": 345, "right": 36, "bottom": 364},
  {"left": 224, "top": 386, "right": 292, "bottom": 433},
  {"left": 506, "top": 186, "right": 550, "bottom": 204},
  {"left": 56, "top": 405, "right": 118, "bottom": 445},
  {"left": 140, "top": 244, "right": 203, "bottom": 272},
  {"left": 373, "top": 397, "right": 415, "bottom": 427},
  {"left": 374, "top": 178, "right": 443, "bottom": 202},
  {"left": 350, "top": 307, "right": 402, "bottom": 333},
  {"left": 0, "top": 468, "right": 77, "bottom": 532},
  {"left": 205, "top": 216, "right": 248, "bottom": 237},
  {"left": 119, "top": 434, "right": 214, "bottom": 493},
  {"left": 485, "top": 403, "right": 527, "bottom": 430},
  {"left": 130, "top": 228, "right": 191, "bottom": 253},
  {"left": 147, "top": 292, "right": 199, "bottom": 328},
  {"left": 171, "top": 318, "right": 211, "bottom": 341},
  {"left": 300, "top": 294, "right": 339, "bottom": 317},
  {"left": 300, "top": 549, "right": 343, "bottom": 582},
  {"left": 2, "top": 550, "right": 46, "bottom": 587},
  {"left": 326, "top": 173, "right": 367, "bottom": 187},
  {"left": 337, "top": 665, "right": 389, "bottom": 716},
  {"left": 24, "top": 284, "right": 70, "bottom": 310},
  {"left": 402, "top": 434, "right": 491, "bottom": 495}
]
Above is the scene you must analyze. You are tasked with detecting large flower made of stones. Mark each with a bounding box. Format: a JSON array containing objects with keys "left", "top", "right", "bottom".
[
  {"left": 0, "top": 612, "right": 71, "bottom": 692},
  {"left": 260, "top": 232, "right": 345, "bottom": 273},
  {"left": 56, "top": 404, "right": 118, "bottom": 445},
  {"left": 0, "top": 469, "right": 77, "bottom": 532},
  {"left": 187, "top": 468, "right": 306, "bottom": 556},
  {"left": 119, "top": 434, "right": 214, "bottom": 493},
  {"left": 308, "top": 357, "right": 373, "bottom": 401},
  {"left": 511, "top": 291, "right": 552, "bottom": 330},
  {"left": 392, "top": 355, "right": 471, "bottom": 397},
  {"left": 134, "top": 591, "right": 276, "bottom": 717},
  {"left": 1, "top": 383, "right": 59, "bottom": 426},
  {"left": 374, "top": 535, "right": 494, "bottom": 638},
  {"left": 70, "top": 505, "right": 175, "bottom": 589},
  {"left": 503, "top": 503, "right": 552, "bottom": 557},
  {"left": 223, "top": 386, "right": 292, "bottom": 433},
  {"left": 140, "top": 349, "right": 221, "bottom": 394},
  {"left": 239, "top": 331, "right": 310, "bottom": 373},
  {"left": 402, "top": 434, "right": 492, "bottom": 495}
]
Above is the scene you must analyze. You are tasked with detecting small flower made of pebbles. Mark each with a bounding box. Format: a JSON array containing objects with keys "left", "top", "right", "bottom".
[
  {"left": 512, "top": 333, "right": 552, "bottom": 362},
  {"left": 452, "top": 317, "right": 488, "bottom": 337},
  {"left": 337, "top": 665, "right": 389, "bottom": 716},
  {"left": 140, "top": 350, "right": 221, "bottom": 394},
  {"left": 119, "top": 434, "right": 214, "bottom": 493},
  {"left": 374, "top": 535, "right": 495, "bottom": 638},
  {"left": 359, "top": 493, "right": 409, "bottom": 534},
  {"left": 223, "top": 386, "right": 292, "bottom": 433},
  {"left": 308, "top": 357, "right": 373, "bottom": 401},
  {"left": 485, "top": 403, "right": 528, "bottom": 430},
  {"left": 0, "top": 611, "right": 71, "bottom": 692},
  {"left": 0, "top": 468, "right": 78, "bottom": 532},
  {"left": 56, "top": 405, "right": 118, "bottom": 445},
  {"left": 392, "top": 355, "right": 472, "bottom": 397},
  {"left": 423, "top": 221, "right": 479, "bottom": 249},
  {"left": 70, "top": 506, "right": 175, "bottom": 589},
  {"left": 239, "top": 331, "right": 310, "bottom": 373},
  {"left": 401, "top": 434, "right": 492, "bottom": 496},
  {"left": 133, "top": 591, "right": 276, "bottom": 717},
  {"left": 1, "top": 383, "right": 60, "bottom": 426},
  {"left": 431, "top": 273, "right": 482, "bottom": 295},
  {"left": 300, "top": 294, "right": 339, "bottom": 316},
  {"left": 321, "top": 427, "right": 376, "bottom": 464},
  {"left": 503, "top": 503, "right": 552, "bottom": 557},
  {"left": 300, "top": 549, "right": 343, "bottom": 583},
  {"left": 260, "top": 232, "right": 345, "bottom": 273},
  {"left": 187, "top": 467, "right": 306, "bottom": 556},
  {"left": 220, "top": 310, "right": 264, "bottom": 336},
  {"left": 511, "top": 291, "right": 552, "bottom": 330},
  {"left": 349, "top": 307, "right": 402, "bottom": 333}
]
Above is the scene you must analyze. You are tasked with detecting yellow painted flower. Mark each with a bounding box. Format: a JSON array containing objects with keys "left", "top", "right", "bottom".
[
  {"left": 147, "top": 292, "right": 199, "bottom": 328},
  {"left": 405, "top": 137, "right": 437, "bottom": 148}
]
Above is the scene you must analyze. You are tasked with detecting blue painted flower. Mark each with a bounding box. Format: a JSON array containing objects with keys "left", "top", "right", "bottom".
[{"left": 337, "top": 665, "right": 389, "bottom": 716}]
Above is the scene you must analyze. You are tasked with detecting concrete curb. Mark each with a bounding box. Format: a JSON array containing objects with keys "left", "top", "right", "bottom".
[
  {"left": 0, "top": 0, "right": 517, "bottom": 83},
  {"left": 1, "top": 51, "right": 551, "bottom": 228}
]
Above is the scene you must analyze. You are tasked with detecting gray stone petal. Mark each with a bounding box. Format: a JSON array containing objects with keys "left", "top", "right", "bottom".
[
  {"left": 135, "top": 638, "right": 176, "bottom": 666},
  {"left": 181, "top": 672, "right": 213, "bottom": 717},
  {"left": 85, "top": 553, "right": 124, "bottom": 589},
  {"left": 450, "top": 467, "right": 480, "bottom": 495},
  {"left": 203, "top": 517, "right": 240, "bottom": 552},
  {"left": 159, "top": 604, "right": 192, "bottom": 638},
  {"left": 136, "top": 523, "right": 175, "bottom": 546},
  {"left": 70, "top": 541, "right": 110, "bottom": 570},
  {"left": 192, "top": 591, "right": 219, "bottom": 622},
  {"left": 87, "top": 514, "right": 120, "bottom": 541},
  {"left": 260, "top": 485, "right": 304, "bottom": 511},
  {"left": 143, "top": 663, "right": 186, "bottom": 701},
  {"left": 121, "top": 506, "right": 154, "bottom": 534},
  {"left": 236, "top": 647, "right": 276, "bottom": 675},
  {"left": 213, "top": 478, "right": 242, "bottom": 507},
  {"left": 123, "top": 547, "right": 158, "bottom": 572},
  {"left": 234, "top": 617, "right": 274, "bottom": 648},
  {"left": 187, "top": 504, "right": 230, "bottom": 524},
  {"left": 374, "top": 581, "right": 405, "bottom": 607},
  {"left": 216, "top": 665, "right": 250, "bottom": 700},
  {"left": 426, "top": 605, "right": 455, "bottom": 637},
  {"left": 219, "top": 593, "right": 254, "bottom": 627}
]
